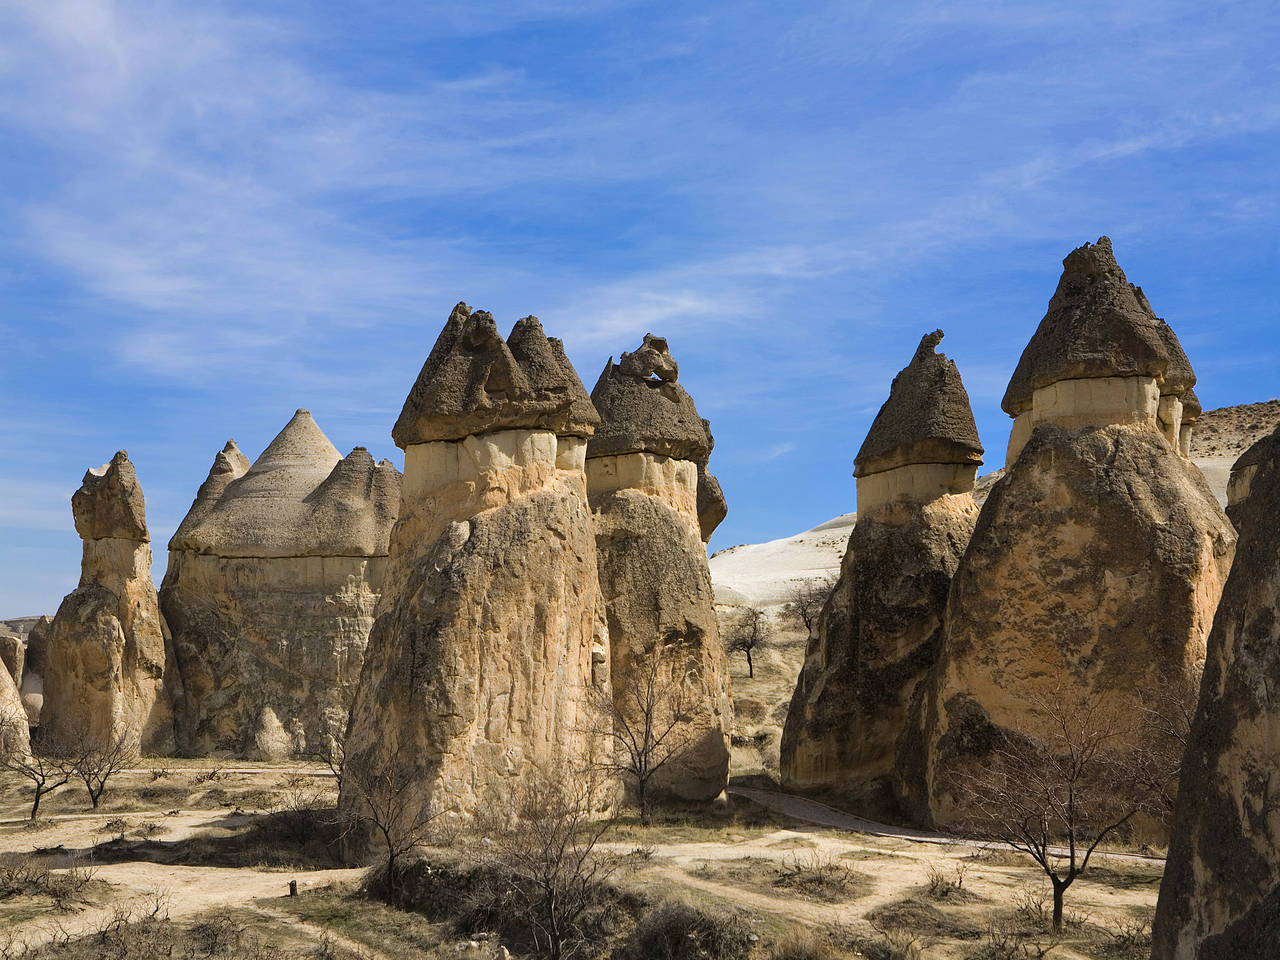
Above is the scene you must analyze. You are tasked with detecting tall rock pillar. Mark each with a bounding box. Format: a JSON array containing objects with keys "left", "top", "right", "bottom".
[
  {"left": 42, "top": 451, "right": 174, "bottom": 753},
  {"left": 1151, "top": 426, "right": 1280, "bottom": 959},
  {"left": 341, "top": 305, "right": 607, "bottom": 829},
  {"left": 585, "top": 334, "right": 732, "bottom": 801},
  {"left": 924, "top": 238, "right": 1236, "bottom": 827},
  {"left": 781, "top": 331, "right": 982, "bottom": 821}
]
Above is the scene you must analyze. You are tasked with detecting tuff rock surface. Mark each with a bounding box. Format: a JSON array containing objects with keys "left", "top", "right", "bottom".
[
  {"left": 782, "top": 331, "right": 981, "bottom": 820},
  {"left": 1151, "top": 425, "right": 1280, "bottom": 960},
  {"left": 925, "top": 241, "right": 1234, "bottom": 828},
  {"left": 0, "top": 665, "right": 27, "bottom": 758},
  {"left": 41, "top": 451, "right": 174, "bottom": 753},
  {"left": 587, "top": 335, "right": 732, "bottom": 801},
  {"left": 161, "top": 413, "right": 400, "bottom": 759},
  {"left": 342, "top": 306, "right": 608, "bottom": 830}
]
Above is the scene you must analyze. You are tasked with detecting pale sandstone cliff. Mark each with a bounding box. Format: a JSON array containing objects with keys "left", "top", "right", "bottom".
[
  {"left": 587, "top": 334, "right": 732, "bottom": 802},
  {"left": 925, "top": 238, "right": 1236, "bottom": 827},
  {"left": 161, "top": 413, "right": 400, "bottom": 759},
  {"left": 1151, "top": 425, "right": 1280, "bottom": 960},
  {"left": 781, "top": 331, "right": 982, "bottom": 821},
  {"left": 341, "top": 305, "right": 607, "bottom": 830},
  {"left": 41, "top": 451, "right": 174, "bottom": 753}
]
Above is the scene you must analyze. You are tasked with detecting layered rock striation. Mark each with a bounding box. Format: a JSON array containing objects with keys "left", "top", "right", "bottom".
[
  {"left": 586, "top": 334, "right": 732, "bottom": 801},
  {"left": 41, "top": 452, "right": 173, "bottom": 752},
  {"left": 161, "top": 412, "right": 400, "bottom": 759},
  {"left": 342, "top": 305, "right": 608, "bottom": 828},
  {"left": 781, "top": 331, "right": 982, "bottom": 820},
  {"left": 1151, "top": 424, "right": 1280, "bottom": 960},
  {"left": 924, "top": 239, "right": 1236, "bottom": 826}
]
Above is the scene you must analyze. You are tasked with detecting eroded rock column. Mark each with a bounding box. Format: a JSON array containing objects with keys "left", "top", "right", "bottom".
[
  {"left": 42, "top": 451, "right": 174, "bottom": 753},
  {"left": 781, "top": 331, "right": 982, "bottom": 821}
]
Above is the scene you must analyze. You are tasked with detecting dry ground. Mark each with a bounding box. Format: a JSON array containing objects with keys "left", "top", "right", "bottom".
[{"left": 0, "top": 758, "right": 1160, "bottom": 959}]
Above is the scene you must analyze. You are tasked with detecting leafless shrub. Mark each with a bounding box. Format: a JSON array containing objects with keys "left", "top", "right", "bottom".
[
  {"left": 192, "top": 766, "right": 225, "bottom": 785},
  {"left": 613, "top": 901, "right": 754, "bottom": 960},
  {"left": 866, "top": 916, "right": 922, "bottom": 960},
  {"left": 773, "top": 852, "right": 866, "bottom": 902},
  {"left": 782, "top": 576, "right": 836, "bottom": 638},
  {"left": 0, "top": 737, "right": 77, "bottom": 820},
  {"left": 73, "top": 733, "right": 136, "bottom": 809},
  {"left": 149, "top": 766, "right": 173, "bottom": 781},
  {"left": 975, "top": 917, "right": 1062, "bottom": 959},
  {"left": 724, "top": 607, "right": 769, "bottom": 678},
  {"left": 924, "top": 860, "right": 968, "bottom": 900}
]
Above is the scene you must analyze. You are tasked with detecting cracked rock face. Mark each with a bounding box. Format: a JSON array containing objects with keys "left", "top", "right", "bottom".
[
  {"left": 782, "top": 331, "right": 980, "bottom": 821},
  {"left": 342, "top": 305, "right": 608, "bottom": 830},
  {"left": 587, "top": 335, "right": 732, "bottom": 802},
  {"left": 161, "top": 412, "right": 400, "bottom": 759},
  {"left": 1152, "top": 425, "right": 1280, "bottom": 960},
  {"left": 42, "top": 451, "right": 174, "bottom": 753}
]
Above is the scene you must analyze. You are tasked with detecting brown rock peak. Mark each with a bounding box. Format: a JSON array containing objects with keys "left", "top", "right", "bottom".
[
  {"left": 72, "top": 449, "right": 149, "bottom": 541},
  {"left": 506, "top": 317, "right": 600, "bottom": 437},
  {"left": 854, "top": 330, "right": 984, "bottom": 478},
  {"left": 1002, "top": 237, "right": 1177, "bottom": 415},
  {"left": 587, "top": 335, "right": 710, "bottom": 462}
]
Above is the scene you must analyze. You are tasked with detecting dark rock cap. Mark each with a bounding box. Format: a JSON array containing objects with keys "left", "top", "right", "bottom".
[
  {"left": 171, "top": 411, "right": 401, "bottom": 558},
  {"left": 854, "top": 330, "right": 984, "bottom": 478},
  {"left": 586, "top": 335, "right": 711, "bottom": 462},
  {"left": 1183, "top": 387, "right": 1202, "bottom": 421},
  {"left": 393, "top": 303, "right": 598, "bottom": 445},
  {"left": 1002, "top": 237, "right": 1180, "bottom": 416},
  {"left": 72, "top": 450, "right": 149, "bottom": 542},
  {"left": 696, "top": 417, "right": 727, "bottom": 541}
]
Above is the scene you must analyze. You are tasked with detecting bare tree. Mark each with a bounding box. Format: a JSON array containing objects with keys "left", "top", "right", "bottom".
[
  {"left": 782, "top": 576, "right": 835, "bottom": 638},
  {"left": 74, "top": 733, "right": 137, "bottom": 809},
  {"left": 476, "top": 764, "right": 622, "bottom": 960},
  {"left": 724, "top": 606, "right": 768, "bottom": 678},
  {"left": 1, "top": 738, "right": 76, "bottom": 820},
  {"left": 588, "top": 639, "right": 703, "bottom": 825},
  {"left": 944, "top": 689, "right": 1155, "bottom": 931},
  {"left": 1132, "top": 673, "right": 1200, "bottom": 823},
  {"left": 340, "top": 745, "right": 443, "bottom": 897}
]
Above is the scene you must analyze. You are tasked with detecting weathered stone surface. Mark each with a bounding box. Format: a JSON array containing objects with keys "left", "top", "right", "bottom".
[
  {"left": 0, "top": 635, "right": 22, "bottom": 688},
  {"left": 24, "top": 616, "right": 51, "bottom": 677},
  {"left": 923, "top": 424, "right": 1236, "bottom": 826},
  {"left": 162, "top": 416, "right": 400, "bottom": 759},
  {"left": 393, "top": 304, "right": 599, "bottom": 446},
  {"left": 855, "top": 331, "right": 984, "bottom": 477},
  {"left": 0, "top": 665, "right": 28, "bottom": 758},
  {"left": 343, "top": 307, "right": 606, "bottom": 828},
  {"left": 783, "top": 331, "right": 981, "bottom": 820},
  {"left": 587, "top": 336, "right": 711, "bottom": 462},
  {"left": 1002, "top": 238, "right": 1177, "bottom": 416},
  {"left": 588, "top": 335, "right": 731, "bottom": 801},
  {"left": 1151, "top": 424, "right": 1280, "bottom": 960},
  {"left": 42, "top": 452, "right": 173, "bottom": 753}
]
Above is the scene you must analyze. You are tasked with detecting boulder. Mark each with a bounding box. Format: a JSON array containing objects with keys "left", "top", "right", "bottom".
[
  {"left": 587, "top": 335, "right": 731, "bottom": 801},
  {"left": 781, "top": 331, "right": 982, "bottom": 820},
  {"left": 41, "top": 451, "right": 174, "bottom": 753},
  {"left": 161, "top": 412, "right": 400, "bottom": 759},
  {"left": 924, "top": 240, "right": 1235, "bottom": 828},
  {"left": 1151, "top": 424, "right": 1280, "bottom": 959},
  {"left": 342, "top": 306, "right": 608, "bottom": 830}
]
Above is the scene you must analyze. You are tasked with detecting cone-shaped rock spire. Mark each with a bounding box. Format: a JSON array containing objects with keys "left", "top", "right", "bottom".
[
  {"left": 855, "top": 330, "right": 984, "bottom": 477},
  {"left": 1002, "top": 237, "right": 1176, "bottom": 416},
  {"left": 588, "top": 334, "right": 710, "bottom": 461},
  {"left": 72, "top": 450, "right": 149, "bottom": 542}
]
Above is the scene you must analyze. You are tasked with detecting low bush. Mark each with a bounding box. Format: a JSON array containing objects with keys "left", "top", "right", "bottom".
[
  {"left": 611, "top": 901, "right": 753, "bottom": 960},
  {"left": 772, "top": 852, "right": 868, "bottom": 902}
]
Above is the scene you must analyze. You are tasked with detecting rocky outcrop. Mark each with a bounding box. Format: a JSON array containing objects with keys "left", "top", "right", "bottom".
[
  {"left": 924, "top": 239, "right": 1236, "bottom": 827},
  {"left": 161, "top": 412, "right": 400, "bottom": 759},
  {"left": 781, "top": 331, "right": 982, "bottom": 820},
  {"left": 1151, "top": 425, "right": 1280, "bottom": 960},
  {"left": 41, "top": 452, "right": 173, "bottom": 753},
  {"left": 0, "top": 635, "right": 22, "bottom": 689},
  {"left": 587, "top": 334, "right": 731, "bottom": 801},
  {"left": 342, "top": 305, "right": 608, "bottom": 829},
  {"left": 0, "top": 665, "right": 27, "bottom": 758}
]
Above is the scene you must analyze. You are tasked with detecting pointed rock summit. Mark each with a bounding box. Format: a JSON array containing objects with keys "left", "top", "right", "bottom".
[
  {"left": 343, "top": 304, "right": 608, "bottom": 832},
  {"left": 586, "top": 333, "right": 732, "bottom": 802},
  {"left": 923, "top": 239, "right": 1235, "bottom": 828},
  {"left": 43, "top": 452, "right": 173, "bottom": 752},
  {"left": 1152, "top": 423, "right": 1280, "bottom": 958},
  {"left": 162, "top": 411, "right": 400, "bottom": 759},
  {"left": 783, "top": 330, "right": 982, "bottom": 819}
]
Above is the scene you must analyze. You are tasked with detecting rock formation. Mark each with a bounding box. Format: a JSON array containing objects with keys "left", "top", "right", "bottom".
[
  {"left": 1151, "top": 424, "right": 1280, "bottom": 959},
  {"left": 41, "top": 452, "right": 173, "bottom": 753},
  {"left": 0, "top": 634, "right": 22, "bottom": 689},
  {"left": 924, "top": 238, "right": 1236, "bottom": 826},
  {"left": 781, "top": 331, "right": 982, "bottom": 820},
  {"left": 341, "top": 305, "right": 608, "bottom": 828},
  {"left": 586, "top": 334, "right": 732, "bottom": 801},
  {"left": 161, "top": 413, "right": 400, "bottom": 759},
  {"left": 0, "top": 665, "right": 27, "bottom": 758}
]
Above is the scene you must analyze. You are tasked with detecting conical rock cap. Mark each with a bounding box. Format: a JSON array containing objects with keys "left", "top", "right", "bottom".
[
  {"left": 1003, "top": 237, "right": 1183, "bottom": 415},
  {"left": 855, "top": 330, "right": 983, "bottom": 477}
]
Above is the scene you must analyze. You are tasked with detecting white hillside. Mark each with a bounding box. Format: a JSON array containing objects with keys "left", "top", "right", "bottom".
[{"left": 709, "top": 513, "right": 853, "bottom": 607}]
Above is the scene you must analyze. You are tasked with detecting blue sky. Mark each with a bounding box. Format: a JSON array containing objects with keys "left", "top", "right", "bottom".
[{"left": 2, "top": 1, "right": 1277, "bottom": 616}]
